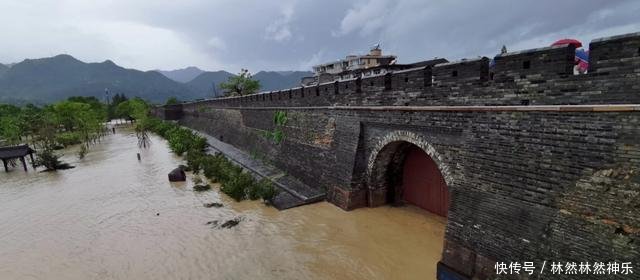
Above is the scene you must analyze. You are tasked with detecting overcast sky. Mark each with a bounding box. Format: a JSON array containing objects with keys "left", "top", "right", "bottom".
[{"left": 1, "top": 0, "right": 639, "bottom": 72}]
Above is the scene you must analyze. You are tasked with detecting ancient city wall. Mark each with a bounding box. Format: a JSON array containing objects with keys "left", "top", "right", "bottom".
[
  {"left": 157, "top": 32, "right": 640, "bottom": 280},
  {"left": 176, "top": 105, "right": 640, "bottom": 279},
  {"left": 175, "top": 32, "right": 640, "bottom": 109}
]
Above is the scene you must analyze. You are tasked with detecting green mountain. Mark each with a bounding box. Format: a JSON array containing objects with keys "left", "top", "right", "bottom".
[
  {"left": 0, "top": 55, "right": 193, "bottom": 104},
  {"left": 0, "top": 63, "right": 8, "bottom": 77},
  {"left": 253, "top": 71, "right": 311, "bottom": 92},
  {"left": 0, "top": 55, "right": 315, "bottom": 103},
  {"left": 186, "top": 70, "right": 235, "bottom": 98},
  {"left": 156, "top": 66, "right": 204, "bottom": 83}
]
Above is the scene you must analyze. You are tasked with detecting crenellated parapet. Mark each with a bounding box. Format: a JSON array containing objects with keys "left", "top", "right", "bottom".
[
  {"left": 179, "top": 31, "right": 639, "bottom": 112},
  {"left": 589, "top": 32, "right": 640, "bottom": 74},
  {"left": 492, "top": 44, "right": 575, "bottom": 82}
]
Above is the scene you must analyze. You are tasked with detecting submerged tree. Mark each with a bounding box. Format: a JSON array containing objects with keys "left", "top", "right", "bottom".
[
  {"left": 220, "top": 69, "right": 260, "bottom": 96},
  {"left": 37, "top": 111, "right": 75, "bottom": 170},
  {"left": 49, "top": 98, "right": 107, "bottom": 158},
  {"left": 35, "top": 147, "right": 73, "bottom": 171},
  {"left": 0, "top": 104, "right": 26, "bottom": 145},
  {"left": 0, "top": 96, "right": 108, "bottom": 170},
  {"left": 19, "top": 104, "right": 44, "bottom": 142},
  {"left": 116, "top": 98, "right": 151, "bottom": 148},
  {"left": 0, "top": 115, "right": 22, "bottom": 145},
  {"left": 108, "top": 93, "right": 128, "bottom": 120}
]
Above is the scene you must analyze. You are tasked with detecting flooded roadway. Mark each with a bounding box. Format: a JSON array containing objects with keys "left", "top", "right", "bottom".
[{"left": 0, "top": 129, "right": 446, "bottom": 280}]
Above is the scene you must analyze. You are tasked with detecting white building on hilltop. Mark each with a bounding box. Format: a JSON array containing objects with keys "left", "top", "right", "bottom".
[{"left": 312, "top": 45, "right": 397, "bottom": 76}]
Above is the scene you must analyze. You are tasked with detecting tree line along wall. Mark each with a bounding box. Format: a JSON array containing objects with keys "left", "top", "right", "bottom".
[{"left": 156, "top": 31, "right": 640, "bottom": 280}]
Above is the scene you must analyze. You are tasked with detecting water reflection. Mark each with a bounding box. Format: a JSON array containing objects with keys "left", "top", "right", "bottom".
[{"left": 0, "top": 129, "right": 445, "bottom": 280}]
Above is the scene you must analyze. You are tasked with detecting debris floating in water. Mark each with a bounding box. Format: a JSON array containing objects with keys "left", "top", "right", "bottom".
[
  {"left": 203, "top": 202, "right": 223, "bottom": 208},
  {"left": 205, "top": 217, "right": 242, "bottom": 229},
  {"left": 220, "top": 218, "right": 241, "bottom": 229},
  {"left": 193, "top": 184, "right": 211, "bottom": 192}
]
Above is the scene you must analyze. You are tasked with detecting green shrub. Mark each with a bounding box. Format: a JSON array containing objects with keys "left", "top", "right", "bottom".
[
  {"left": 246, "top": 179, "right": 261, "bottom": 200},
  {"left": 193, "top": 136, "right": 207, "bottom": 152},
  {"left": 150, "top": 118, "right": 279, "bottom": 204},
  {"left": 267, "top": 110, "right": 288, "bottom": 144},
  {"left": 167, "top": 127, "right": 190, "bottom": 155},
  {"left": 148, "top": 118, "right": 174, "bottom": 137},
  {"left": 147, "top": 119, "right": 206, "bottom": 156},
  {"left": 221, "top": 171, "right": 254, "bottom": 201},
  {"left": 193, "top": 184, "right": 211, "bottom": 192},
  {"left": 55, "top": 132, "right": 82, "bottom": 147},
  {"left": 202, "top": 154, "right": 225, "bottom": 181},
  {"left": 273, "top": 111, "right": 287, "bottom": 126},
  {"left": 257, "top": 178, "right": 279, "bottom": 202},
  {"left": 271, "top": 130, "right": 284, "bottom": 144},
  {"left": 36, "top": 148, "right": 73, "bottom": 170},
  {"left": 185, "top": 150, "right": 205, "bottom": 172}
]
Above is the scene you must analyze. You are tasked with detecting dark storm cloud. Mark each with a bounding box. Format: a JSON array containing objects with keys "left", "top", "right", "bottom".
[{"left": 1, "top": 0, "right": 639, "bottom": 71}]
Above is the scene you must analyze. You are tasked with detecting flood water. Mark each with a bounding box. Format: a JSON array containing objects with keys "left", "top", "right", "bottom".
[{"left": 0, "top": 129, "right": 446, "bottom": 280}]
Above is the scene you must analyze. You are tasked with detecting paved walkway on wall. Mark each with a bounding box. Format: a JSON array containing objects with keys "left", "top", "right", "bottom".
[{"left": 189, "top": 129, "right": 326, "bottom": 210}]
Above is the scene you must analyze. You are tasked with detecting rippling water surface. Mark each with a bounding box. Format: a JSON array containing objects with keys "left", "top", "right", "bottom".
[{"left": 0, "top": 129, "right": 445, "bottom": 280}]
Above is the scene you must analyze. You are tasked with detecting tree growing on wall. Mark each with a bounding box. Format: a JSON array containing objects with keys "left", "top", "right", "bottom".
[
  {"left": 220, "top": 69, "right": 261, "bottom": 96},
  {"left": 165, "top": 96, "right": 180, "bottom": 105}
]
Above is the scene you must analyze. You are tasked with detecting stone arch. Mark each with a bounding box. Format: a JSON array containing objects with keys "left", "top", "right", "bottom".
[{"left": 365, "top": 131, "right": 453, "bottom": 215}]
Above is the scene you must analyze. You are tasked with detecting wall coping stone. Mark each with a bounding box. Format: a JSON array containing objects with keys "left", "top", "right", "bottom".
[
  {"left": 434, "top": 57, "right": 488, "bottom": 67},
  {"left": 318, "top": 80, "right": 337, "bottom": 86},
  {"left": 591, "top": 31, "right": 640, "bottom": 43},
  {"left": 496, "top": 44, "right": 570, "bottom": 57},
  {"left": 392, "top": 66, "right": 429, "bottom": 74},
  {"left": 195, "top": 104, "right": 640, "bottom": 112}
]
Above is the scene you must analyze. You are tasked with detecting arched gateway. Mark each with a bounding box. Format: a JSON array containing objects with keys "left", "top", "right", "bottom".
[{"left": 366, "top": 131, "right": 451, "bottom": 217}]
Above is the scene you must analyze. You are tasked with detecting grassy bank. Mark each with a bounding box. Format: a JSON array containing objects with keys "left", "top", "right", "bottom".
[{"left": 147, "top": 119, "right": 278, "bottom": 203}]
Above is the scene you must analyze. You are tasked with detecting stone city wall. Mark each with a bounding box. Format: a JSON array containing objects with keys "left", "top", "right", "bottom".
[{"left": 155, "top": 32, "right": 640, "bottom": 280}]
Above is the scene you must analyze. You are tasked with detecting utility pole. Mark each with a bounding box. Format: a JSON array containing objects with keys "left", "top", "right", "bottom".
[{"left": 105, "top": 88, "right": 110, "bottom": 106}]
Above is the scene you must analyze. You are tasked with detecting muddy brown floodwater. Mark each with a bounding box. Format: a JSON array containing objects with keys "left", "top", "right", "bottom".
[{"left": 0, "top": 129, "right": 446, "bottom": 280}]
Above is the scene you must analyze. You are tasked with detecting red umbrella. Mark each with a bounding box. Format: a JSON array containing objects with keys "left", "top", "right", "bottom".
[{"left": 551, "top": 39, "right": 582, "bottom": 48}]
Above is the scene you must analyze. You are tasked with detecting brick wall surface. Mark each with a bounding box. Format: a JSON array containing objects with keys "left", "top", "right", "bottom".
[{"left": 154, "top": 32, "right": 640, "bottom": 280}]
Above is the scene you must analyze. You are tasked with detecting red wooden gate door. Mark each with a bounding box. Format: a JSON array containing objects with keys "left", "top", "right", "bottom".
[{"left": 402, "top": 146, "right": 449, "bottom": 217}]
